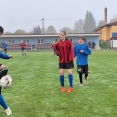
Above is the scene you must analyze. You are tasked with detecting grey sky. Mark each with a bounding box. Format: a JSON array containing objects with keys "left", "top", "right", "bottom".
[{"left": 1, "top": 0, "right": 117, "bottom": 33}]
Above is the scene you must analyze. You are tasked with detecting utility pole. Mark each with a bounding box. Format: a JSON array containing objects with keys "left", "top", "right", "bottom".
[{"left": 40, "top": 18, "right": 45, "bottom": 34}]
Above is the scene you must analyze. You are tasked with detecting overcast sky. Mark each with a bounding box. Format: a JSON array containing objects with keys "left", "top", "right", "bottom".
[{"left": 0, "top": 0, "right": 117, "bottom": 33}]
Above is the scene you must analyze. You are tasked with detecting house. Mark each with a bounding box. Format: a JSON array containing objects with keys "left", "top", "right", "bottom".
[
  {"left": 110, "top": 32, "right": 117, "bottom": 49},
  {"left": 95, "top": 21, "right": 117, "bottom": 41},
  {"left": 0, "top": 33, "right": 101, "bottom": 50}
]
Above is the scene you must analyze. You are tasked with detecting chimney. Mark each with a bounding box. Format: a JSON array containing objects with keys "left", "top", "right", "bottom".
[{"left": 104, "top": 7, "right": 107, "bottom": 24}]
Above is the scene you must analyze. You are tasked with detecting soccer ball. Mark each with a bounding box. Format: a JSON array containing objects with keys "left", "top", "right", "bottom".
[{"left": 0, "top": 75, "right": 12, "bottom": 87}]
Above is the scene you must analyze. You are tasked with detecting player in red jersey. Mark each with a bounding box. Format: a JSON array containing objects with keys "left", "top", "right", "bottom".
[
  {"left": 20, "top": 40, "right": 26, "bottom": 56},
  {"left": 52, "top": 31, "right": 74, "bottom": 93}
]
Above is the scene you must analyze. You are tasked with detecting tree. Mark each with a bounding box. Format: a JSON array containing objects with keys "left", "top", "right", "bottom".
[
  {"left": 31, "top": 25, "right": 41, "bottom": 34},
  {"left": 74, "top": 19, "right": 84, "bottom": 33},
  {"left": 46, "top": 25, "right": 57, "bottom": 34},
  {"left": 110, "top": 14, "right": 117, "bottom": 22},
  {"left": 4, "top": 32, "right": 13, "bottom": 34},
  {"left": 14, "top": 29, "right": 26, "bottom": 34},
  {"left": 83, "top": 11, "right": 96, "bottom": 33},
  {"left": 60, "top": 27, "right": 72, "bottom": 33},
  {"left": 97, "top": 20, "right": 105, "bottom": 27}
]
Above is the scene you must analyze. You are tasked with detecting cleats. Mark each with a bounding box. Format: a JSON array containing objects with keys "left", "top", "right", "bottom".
[
  {"left": 79, "top": 83, "right": 83, "bottom": 86},
  {"left": 67, "top": 87, "right": 73, "bottom": 93},
  {"left": 85, "top": 77, "right": 88, "bottom": 83},
  {"left": 61, "top": 86, "right": 66, "bottom": 93},
  {"left": 5, "top": 107, "right": 12, "bottom": 116}
]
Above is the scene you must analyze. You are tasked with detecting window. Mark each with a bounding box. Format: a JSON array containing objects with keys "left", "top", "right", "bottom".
[
  {"left": 38, "top": 39, "right": 43, "bottom": 44},
  {"left": 9, "top": 39, "right": 14, "bottom": 44},
  {"left": 23, "top": 39, "right": 30, "bottom": 44},
  {"left": 52, "top": 39, "right": 58, "bottom": 43}
]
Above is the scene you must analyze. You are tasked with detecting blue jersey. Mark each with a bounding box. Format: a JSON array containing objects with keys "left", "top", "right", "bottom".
[
  {"left": 0, "top": 52, "right": 9, "bottom": 59},
  {"left": 3, "top": 43, "right": 8, "bottom": 49},
  {"left": 74, "top": 43, "right": 91, "bottom": 65}
]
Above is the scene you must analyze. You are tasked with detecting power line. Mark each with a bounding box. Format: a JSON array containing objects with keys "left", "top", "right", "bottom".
[{"left": 4, "top": 14, "right": 117, "bottom": 28}]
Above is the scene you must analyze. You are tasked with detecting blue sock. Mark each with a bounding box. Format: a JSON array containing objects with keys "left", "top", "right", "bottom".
[
  {"left": 0, "top": 94, "right": 8, "bottom": 109},
  {"left": 68, "top": 74, "right": 73, "bottom": 87},
  {"left": 60, "top": 75, "right": 64, "bottom": 87}
]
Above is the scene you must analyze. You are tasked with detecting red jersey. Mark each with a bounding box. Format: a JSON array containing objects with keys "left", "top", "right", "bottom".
[
  {"left": 20, "top": 42, "right": 26, "bottom": 47},
  {"left": 52, "top": 39, "right": 74, "bottom": 63}
]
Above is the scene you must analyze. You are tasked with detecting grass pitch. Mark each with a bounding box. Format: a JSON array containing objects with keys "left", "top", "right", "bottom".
[{"left": 0, "top": 50, "right": 117, "bottom": 117}]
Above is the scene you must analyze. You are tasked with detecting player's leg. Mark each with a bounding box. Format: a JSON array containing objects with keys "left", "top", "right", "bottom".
[
  {"left": 77, "top": 66, "right": 83, "bottom": 86},
  {"left": 59, "top": 63, "right": 65, "bottom": 92},
  {"left": 0, "top": 70, "right": 12, "bottom": 115},
  {"left": 21, "top": 47, "right": 24, "bottom": 56},
  {"left": 4, "top": 49, "right": 7, "bottom": 54},
  {"left": 5, "top": 49, "right": 7, "bottom": 54},
  {"left": 66, "top": 62, "right": 74, "bottom": 93},
  {"left": 84, "top": 64, "right": 89, "bottom": 83},
  {"left": 24, "top": 49, "right": 26, "bottom": 56},
  {"left": 79, "top": 73, "right": 83, "bottom": 86}
]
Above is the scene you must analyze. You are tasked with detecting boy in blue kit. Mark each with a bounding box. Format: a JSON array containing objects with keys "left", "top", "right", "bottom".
[
  {"left": 0, "top": 26, "right": 13, "bottom": 115},
  {"left": 74, "top": 36, "right": 91, "bottom": 86},
  {"left": 3, "top": 42, "right": 8, "bottom": 54}
]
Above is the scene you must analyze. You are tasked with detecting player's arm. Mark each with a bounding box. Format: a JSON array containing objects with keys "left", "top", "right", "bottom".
[
  {"left": 52, "top": 43, "right": 60, "bottom": 56},
  {"left": 74, "top": 45, "right": 77, "bottom": 58},
  {"left": 69, "top": 41, "right": 74, "bottom": 61},
  {"left": 0, "top": 52, "right": 13, "bottom": 59},
  {"left": 82, "top": 45, "right": 91, "bottom": 55},
  {"left": 0, "top": 64, "right": 6, "bottom": 70}
]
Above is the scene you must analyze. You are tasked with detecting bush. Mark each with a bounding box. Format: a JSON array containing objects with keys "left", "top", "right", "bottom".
[{"left": 99, "top": 41, "right": 111, "bottom": 49}]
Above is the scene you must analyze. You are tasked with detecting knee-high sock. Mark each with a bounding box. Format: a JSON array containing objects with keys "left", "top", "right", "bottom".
[
  {"left": 85, "top": 74, "right": 88, "bottom": 78},
  {"left": 22, "top": 52, "right": 24, "bottom": 56},
  {"left": 68, "top": 74, "right": 73, "bottom": 87},
  {"left": 60, "top": 75, "right": 64, "bottom": 87},
  {"left": 79, "top": 73, "right": 83, "bottom": 83},
  {"left": 0, "top": 94, "right": 8, "bottom": 110}
]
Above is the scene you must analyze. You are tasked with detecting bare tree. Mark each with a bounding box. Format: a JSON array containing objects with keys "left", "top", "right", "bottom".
[
  {"left": 97, "top": 20, "right": 105, "bottom": 27},
  {"left": 74, "top": 19, "right": 84, "bottom": 33},
  {"left": 60, "top": 27, "right": 72, "bottom": 33},
  {"left": 46, "top": 25, "right": 57, "bottom": 34},
  {"left": 110, "top": 14, "right": 117, "bottom": 22}
]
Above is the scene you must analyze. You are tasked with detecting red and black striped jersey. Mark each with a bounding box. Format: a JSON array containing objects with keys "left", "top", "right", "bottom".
[
  {"left": 52, "top": 39, "right": 74, "bottom": 63},
  {"left": 20, "top": 42, "right": 26, "bottom": 47}
]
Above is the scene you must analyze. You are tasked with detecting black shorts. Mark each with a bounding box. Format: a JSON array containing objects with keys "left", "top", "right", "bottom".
[
  {"left": 4, "top": 49, "right": 7, "bottom": 51},
  {"left": 0, "top": 69, "right": 8, "bottom": 94},
  {"left": 21, "top": 47, "right": 25, "bottom": 51},
  {"left": 77, "top": 64, "right": 89, "bottom": 74},
  {"left": 59, "top": 62, "right": 74, "bottom": 69}
]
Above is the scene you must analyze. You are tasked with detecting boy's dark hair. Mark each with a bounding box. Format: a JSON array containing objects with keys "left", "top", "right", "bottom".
[
  {"left": 0, "top": 26, "right": 4, "bottom": 34},
  {"left": 78, "top": 36, "right": 85, "bottom": 40}
]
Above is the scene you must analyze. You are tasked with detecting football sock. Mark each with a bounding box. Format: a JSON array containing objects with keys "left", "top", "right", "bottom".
[
  {"left": 68, "top": 74, "right": 73, "bottom": 87},
  {"left": 60, "top": 75, "right": 64, "bottom": 87},
  {"left": 0, "top": 94, "right": 8, "bottom": 109},
  {"left": 22, "top": 52, "right": 24, "bottom": 56},
  {"left": 25, "top": 52, "right": 26, "bottom": 56},
  {"left": 79, "top": 73, "right": 83, "bottom": 83},
  {"left": 85, "top": 74, "right": 88, "bottom": 78}
]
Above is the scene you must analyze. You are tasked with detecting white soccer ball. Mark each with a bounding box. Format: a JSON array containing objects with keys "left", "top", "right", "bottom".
[{"left": 0, "top": 75, "right": 12, "bottom": 87}]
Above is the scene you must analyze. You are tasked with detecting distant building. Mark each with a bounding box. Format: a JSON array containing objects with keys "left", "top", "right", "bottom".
[
  {"left": 95, "top": 21, "right": 117, "bottom": 41},
  {"left": 0, "top": 33, "right": 100, "bottom": 50}
]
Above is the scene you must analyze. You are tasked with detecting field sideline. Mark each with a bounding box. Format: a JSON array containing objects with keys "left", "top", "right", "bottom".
[{"left": 0, "top": 50, "right": 117, "bottom": 117}]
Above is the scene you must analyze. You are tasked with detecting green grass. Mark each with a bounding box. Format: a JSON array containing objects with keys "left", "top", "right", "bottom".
[{"left": 0, "top": 50, "right": 117, "bottom": 117}]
